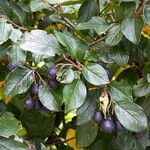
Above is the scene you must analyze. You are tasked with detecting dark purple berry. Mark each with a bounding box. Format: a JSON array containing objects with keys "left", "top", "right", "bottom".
[
  {"left": 133, "top": 132, "right": 145, "bottom": 140},
  {"left": 34, "top": 98, "right": 42, "bottom": 110},
  {"left": 42, "top": 106, "right": 50, "bottom": 112},
  {"left": 6, "top": 64, "right": 15, "bottom": 72},
  {"left": 48, "top": 66, "right": 57, "bottom": 80},
  {"left": 24, "top": 97, "right": 35, "bottom": 110},
  {"left": 107, "top": 116, "right": 114, "bottom": 122},
  {"left": 48, "top": 78, "right": 60, "bottom": 89},
  {"left": 93, "top": 111, "right": 104, "bottom": 124},
  {"left": 114, "top": 119, "right": 124, "bottom": 132},
  {"left": 101, "top": 119, "right": 116, "bottom": 134},
  {"left": 97, "top": 60, "right": 106, "bottom": 68},
  {"left": 105, "top": 68, "right": 113, "bottom": 80},
  {"left": 71, "top": 116, "right": 77, "bottom": 128},
  {"left": 31, "top": 84, "right": 39, "bottom": 97}
]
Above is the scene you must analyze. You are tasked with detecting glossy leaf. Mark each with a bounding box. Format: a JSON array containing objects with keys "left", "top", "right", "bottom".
[
  {"left": 19, "top": 30, "right": 61, "bottom": 57},
  {"left": 76, "top": 17, "right": 111, "bottom": 35},
  {"left": 54, "top": 30, "right": 87, "bottom": 59},
  {"left": 0, "top": 112, "right": 23, "bottom": 138},
  {"left": 9, "top": 28, "right": 22, "bottom": 43},
  {"left": 77, "top": 90, "right": 99, "bottom": 125},
  {"left": 115, "top": 101, "right": 147, "bottom": 132},
  {"left": 133, "top": 77, "right": 150, "bottom": 97},
  {"left": 109, "top": 80, "right": 133, "bottom": 102},
  {"left": 121, "top": 17, "right": 144, "bottom": 44},
  {"left": 9, "top": 1, "right": 26, "bottom": 23},
  {"left": 20, "top": 110, "right": 55, "bottom": 138},
  {"left": 4, "top": 66, "right": 33, "bottom": 96},
  {"left": 78, "top": 0, "right": 98, "bottom": 22},
  {"left": 57, "top": 68, "right": 75, "bottom": 84},
  {"left": 76, "top": 121, "right": 98, "bottom": 148},
  {"left": 147, "top": 73, "right": 150, "bottom": 83},
  {"left": 144, "top": 4, "right": 150, "bottom": 25},
  {"left": 30, "top": 0, "right": 49, "bottom": 12},
  {"left": 7, "top": 44, "right": 26, "bottom": 65},
  {"left": 0, "top": 19, "right": 13, "bottom": 44},
  {"left": 111, "top": 47, "right": 129, "bottom": 67},
  {"left": 0, "top": 0, "right": 13, "bottom": 17},
  {"left": 106, "top": 25, "right": 123, "bottom": 46},
  {"left": 82, "top": 64, "right": 110, "bottom": 86},
  {"left": 0, "top": 137, "right": 27, "bottom": 150},
  {"left": 63, "top": 79, "right": 87, "bottom": 113},
  {"left": 38, "top": 85, "right": 60, "bottom": 111}
]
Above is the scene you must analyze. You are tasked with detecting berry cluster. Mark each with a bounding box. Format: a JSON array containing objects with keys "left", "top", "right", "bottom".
[
  {"left": 24, "top": 65, "right": 59, "bottom": 110},
  {"left": 24, "top": 84, "right": 43, "bottom": 110},
  {"left": 48, "top": 66, "right": 59, "bottom": 89},
  {"left": 92, "top": 111, "right": 124, "bottom": 134}
]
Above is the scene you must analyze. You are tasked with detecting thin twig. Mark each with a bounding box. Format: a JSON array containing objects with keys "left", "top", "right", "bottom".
[
  {"left": 48, "top": 137, "right": 75, "bottom": 147},
  {"left": 0, "top": 14, "right": 27, "bottom": 31},
  {"left": 43, "top": 0, "right": 75, "bottom": 29},
  {"left": 63, "top": 55, "right": 81, "bottom": 71},
  {"left": 136, "top": 0, "right": 148, "bottom": 16},
  {"left": 88, "top": 36, "right": 105, "bottom": 47},
  {"left": 99, "top": 4, "right": 110, "bottom": 15},
  {"left": 35, "top": 71, "right": 47, "bottom": 85}
]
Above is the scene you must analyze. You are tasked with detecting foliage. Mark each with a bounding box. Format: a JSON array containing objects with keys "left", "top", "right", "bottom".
[{"left": 0, "top": 0, "right": 150, "bottom": 149}]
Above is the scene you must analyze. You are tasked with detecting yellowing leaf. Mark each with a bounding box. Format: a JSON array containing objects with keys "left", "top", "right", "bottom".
[
  {"left": 4, "top": 96, "right": 12, "bottom": 104},
  {"left": 141, "top": 25, "right": 150, "bottom": 39},
  {"left": 66, "top": 128, "right": 81, "bottom": 150},
  {"left": 0, "top": 81, "right": 5, "bottom": 88},
  {"left": 56, "top": 23, "right": 65, "bottom": 30},
  {"left": 0, "top": 88, "right": 3, "bottom": 100}
]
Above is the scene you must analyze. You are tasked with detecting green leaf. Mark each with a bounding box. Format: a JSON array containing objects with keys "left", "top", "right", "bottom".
[
  {"left": 106, "top": 25, "right": 123, "bottom": 46},
  {"left": 0, "top": 19, "right": 22, "bottom": 44},
  {"left": 77, "top": 90, "right": 99, "bottom": 125},
  {"left": 0, "top": 0, "right": 13, "bottom": 17},
  {"left": 82, "top": 64, "right": 110, "bottom": 86},
  {"left": 76, "top": 121, "right": 98, "bottom": 148},
  {"left": 57, "top": 68, "right": 75, "bottom": 84},
  {"left": 38, "top": 85, "right": 60, "bottom": 111},
  {"left": 0, "top": 112, "right": 23, "bottom": 138},
  {"left": 96, "top": 42, "right": 114, "bottom": 63},
  {"left": 0, "top": 19, "right": 13, "bottom": 44},
  {"left": 144, "top": 4, "right": 150, "bottom": 25},
  {"left": 54, "top": 30, "right": 88, "bottom": 59},
  {"left": 133, "top": 77, "right": 150, "bottom": 97},
  {"left": 111, "top": 46, "right": 129, "bottom": 67},
  {"left": 9, "top": 28, "right": 22, "bottom": 43},
  {"left": 7, "top": 44, "right": 26, "bottom": 65},
  {"left": 30, "top": 0, "right": 49, "bottom": 12},
  {"left": 121, "top": 17, "right": 144, "bottom": 44},
  {"left": 147, "top": 74, "right": 150, "bottom": 83},
  {"left": 0, "top": 137, "right": 27, "bottom": 150},
  {"left": 78, "top": 0, "right": 98, "bottom": 22},
  {"left": 63, "top": 79, "right": 87, "bottom": 113},
  {"left": 114, "top": 2, "right": 136, "bottom": 23},
  {"left": 109, "top": 80, "right": 133, "bottom": 102},
  {"left": 4, "top": 66, "right": 33, "bottom": 96},
  {"left": 9, "top": 1, "right": 26, "bottom": 23},
  {"left": 20, "top": 110, "right": 55, "bottom": 138},
  {"left": 84, "top": 50, "right": 97, "bottom": 62},
  {"left": 115, "top": 131, "right": 136, "bottom": 150},
  {"left": 115, "top": 101, "right": 147, "bottom": 132},
  {"left": 54, "top": 30, "right": 78, "bottom": 58},
  {"left": 19, "top": 30, "right": 61, "bottom": 57},
  {"left": 76, "top": 17, "right": 111, "bottom": 35}
]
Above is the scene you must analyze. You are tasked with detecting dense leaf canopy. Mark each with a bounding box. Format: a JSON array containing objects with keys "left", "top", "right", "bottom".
[{"left": 0, "top": 0, "right": 150, "bottom": 149}]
